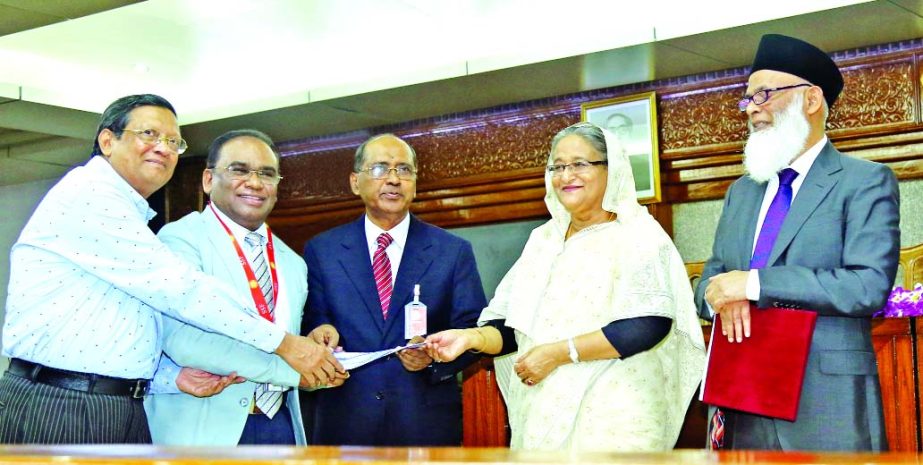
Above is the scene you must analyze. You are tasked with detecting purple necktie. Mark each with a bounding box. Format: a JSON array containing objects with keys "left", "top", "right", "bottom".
[
  {"left": 750, "top": 168, "right": 799, "bottom": 269},
  {"left": 710, "top": 168, "right": 799, "bottom": 449}
]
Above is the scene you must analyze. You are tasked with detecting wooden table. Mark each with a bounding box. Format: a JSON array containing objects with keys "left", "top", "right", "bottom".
[{"left": 0, "top": 446, "right": 919, "bottom": 465}]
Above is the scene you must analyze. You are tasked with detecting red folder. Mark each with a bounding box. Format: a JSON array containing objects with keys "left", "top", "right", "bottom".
[{"left": 701, "top": 305, "right": 817, "bottom": 421}]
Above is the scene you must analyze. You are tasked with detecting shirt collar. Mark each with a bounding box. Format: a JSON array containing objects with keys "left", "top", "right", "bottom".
[
  {"left": 210, "top": 202, "right": 268, "bottom": 245},
  {"left": 88, "top": 155, "right": 156, "bottom": 221},
  {"left": 364, "top": 213, "right": 410, "bottom": 250},
  {"left": 788, "top": 135, "right": 827, "bottom": 176}
]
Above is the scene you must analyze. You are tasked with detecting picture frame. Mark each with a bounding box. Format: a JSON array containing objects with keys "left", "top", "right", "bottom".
[{"left": 581, "top": 91, "right": 661, "bottom": 204}]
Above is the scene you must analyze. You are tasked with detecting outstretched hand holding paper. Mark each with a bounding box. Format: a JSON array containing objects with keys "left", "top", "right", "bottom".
[{"left": 334, "top": 342, "right": 426, "bottom": 371}]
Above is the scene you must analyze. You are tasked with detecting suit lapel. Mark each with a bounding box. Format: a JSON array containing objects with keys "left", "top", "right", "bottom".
[
  {"left": 383, "top": 216, "right": 435, "bottom": 338},
  {"left": 337, "top": 218, "right": 386, "bottom": 334},
  {"left": 206, "top": 208, "right": 306, "bottom": 334},
  {"left": 737, "top": 179, "right": 767, "bottom": 270},
  {"left": 768, "top": 142, "right": 841, "bottom": 266},
  {"left": 203, "top": 210, "right": 252, "bottom": 294}
]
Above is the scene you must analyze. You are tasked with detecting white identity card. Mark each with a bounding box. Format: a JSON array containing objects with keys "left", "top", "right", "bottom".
[{"left": 404, "top": 283, "right": 427, "bottom": 339}]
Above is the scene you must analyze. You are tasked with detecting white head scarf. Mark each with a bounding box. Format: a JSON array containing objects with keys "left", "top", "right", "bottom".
[
  {"left": 481, "top": 122, "right": 705, "bottom": 451},
  {"left": 544, "top": 122, "right": 645, "bottom": 232}
]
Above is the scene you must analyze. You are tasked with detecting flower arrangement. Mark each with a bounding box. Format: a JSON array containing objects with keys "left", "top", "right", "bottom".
[{"left": 874, "top": 284, "right": 923, "bottom": 318}]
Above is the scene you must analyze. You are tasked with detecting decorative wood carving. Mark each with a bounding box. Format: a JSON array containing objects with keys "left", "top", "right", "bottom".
[
  {"left": 659, "top": 84, "right": 748, "bottom": 153},
  {"left": 166, "top": 39, "right": 923, "bottom": 247},
  {"left": 829, "top": 60, "right": 916, "bottom": 132}
]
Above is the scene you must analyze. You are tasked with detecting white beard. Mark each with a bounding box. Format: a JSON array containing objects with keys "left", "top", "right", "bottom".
[{"left": 743, "top": 93, "right": 810, "bottom": 183}]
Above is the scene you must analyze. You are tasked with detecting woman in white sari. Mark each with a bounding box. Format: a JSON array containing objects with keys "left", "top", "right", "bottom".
[{"left": 425, "top": 122, "right": 705, "bottom": 452}]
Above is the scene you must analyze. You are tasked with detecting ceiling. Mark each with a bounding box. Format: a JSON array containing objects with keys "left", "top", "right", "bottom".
[{"left": 2, "top": 0, "right": 923, "bottom": 187}]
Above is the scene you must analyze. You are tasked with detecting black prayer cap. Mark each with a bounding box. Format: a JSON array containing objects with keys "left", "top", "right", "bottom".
[{"left": 750, "top": 34, "right": 843, "bottom": 107}]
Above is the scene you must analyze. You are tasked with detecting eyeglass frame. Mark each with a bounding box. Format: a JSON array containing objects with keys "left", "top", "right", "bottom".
[
  {"left": 122, "top": 128, "right": 188, "bottom": 154},
  {"left": 737, "top": 83, "right": 813, "bottom": 112},
  {"left": 356, "top": 163, "right": 417, "bottom": 180},
  {"left": 210, "top": 165, "right": 284, "bottom": 185},
  {"left": 547, "top": 160, "right": 608, "bottom": 177}
]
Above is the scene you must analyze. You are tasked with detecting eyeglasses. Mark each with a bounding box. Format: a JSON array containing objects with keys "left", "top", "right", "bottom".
[
  {"left": 213, "top": 165, "right": 283, "bottom": 185},
  {"left": 737, "top": 83, "right": 812, "bottom": 112},
  {"left": 547, "top": 160, "right": 608, "bottom": 177},
  {"left": 124, "top": 129, "right": 188, "bottom": 154},
  {"left": 357, "top": 163, "right": 416, "bottom": 180}
]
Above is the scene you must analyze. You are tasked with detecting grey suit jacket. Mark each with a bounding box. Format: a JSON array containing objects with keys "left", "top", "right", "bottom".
[
  {"left": 694, "top": 141, "right": 900, "bottom": 451},
  {"left": 144, "top": 210, "right": 307, "bottom": 445}
]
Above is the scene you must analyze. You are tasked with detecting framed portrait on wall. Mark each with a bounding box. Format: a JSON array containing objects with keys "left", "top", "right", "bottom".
[{"left": 581, "top": 91, "right": 661, "bottom": 204}]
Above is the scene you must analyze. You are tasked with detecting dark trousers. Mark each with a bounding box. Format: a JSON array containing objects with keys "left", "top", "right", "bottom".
[
  {"left": 0, "top": 372, "right": 151, "bottom": 444},
  {"left": 724, "top": 409, "right": 783, "bottom": 450},
  {"left": 238, "top": 402, "right": 296, "bottom": 445}
]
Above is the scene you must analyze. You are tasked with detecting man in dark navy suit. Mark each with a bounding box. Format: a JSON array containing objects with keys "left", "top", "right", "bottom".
[{"left": 302, "top": 133, "right": 486, "bottom": 446}]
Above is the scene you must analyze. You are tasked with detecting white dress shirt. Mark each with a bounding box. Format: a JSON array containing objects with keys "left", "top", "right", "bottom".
[
  {"left": 3, "top": 156, "right": 284, "bottom": 379},
  {"left": 363, "top": 213, "right": 410, "bottom": 285},
  {"left": 745, "top": 136, "right": 827, "bottom": 300}
]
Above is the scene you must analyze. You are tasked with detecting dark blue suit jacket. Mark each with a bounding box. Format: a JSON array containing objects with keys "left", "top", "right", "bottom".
[{"left": 302, "top": 215, "right": 486, "bottom": 446}]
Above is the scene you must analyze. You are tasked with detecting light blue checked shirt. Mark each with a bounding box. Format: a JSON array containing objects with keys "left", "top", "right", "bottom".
[{"left": 3, "top": 156, "right": 284, "bottom": 379}]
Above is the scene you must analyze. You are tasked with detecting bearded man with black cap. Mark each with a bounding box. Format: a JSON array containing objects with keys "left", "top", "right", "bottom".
[{"left": 694, "top": 34, "right": 899, "bottom": 451}]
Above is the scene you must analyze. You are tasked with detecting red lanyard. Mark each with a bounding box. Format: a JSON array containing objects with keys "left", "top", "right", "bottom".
[{"left": 209, "top": 202, "right": 278, "bottom": 322}]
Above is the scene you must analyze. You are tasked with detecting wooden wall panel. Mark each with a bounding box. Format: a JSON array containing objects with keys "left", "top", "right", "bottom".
[
  {"left": 872, "top": 318, "right": 918, "bottom": 452},
  {"left": 166, "top": 40, "right": 923, "bottom": 248},
  {"left": 462, "top": 358, "right": 508, "bottom": 447},
  {"left": 164, "top": 156, "right": 206, "bottom": 223}
]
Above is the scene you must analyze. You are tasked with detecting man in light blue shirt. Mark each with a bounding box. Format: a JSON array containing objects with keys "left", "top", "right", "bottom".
[
  {"left": 145, "top": 129, "right": 344, "bottom": 445},
  {"left": 0, "top": 95, "right": 343, "bottom": 444}
]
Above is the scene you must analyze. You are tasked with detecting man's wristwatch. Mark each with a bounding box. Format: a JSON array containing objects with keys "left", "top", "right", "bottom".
[{"left": 567, "top": 337, "right": 580, "bottom": 364}]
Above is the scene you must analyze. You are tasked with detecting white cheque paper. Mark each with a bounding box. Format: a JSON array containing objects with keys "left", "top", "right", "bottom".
[{"left": 334, "top": 342, "right": 426, "bottom": 371}]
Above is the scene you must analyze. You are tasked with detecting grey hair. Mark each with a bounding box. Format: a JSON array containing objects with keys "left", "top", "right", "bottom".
[
  {"left": 353, "top": 133, "right": 418, "bottom": 172},
  {"left": 550, "top": 122, "right": 608, "bottom": 160}
]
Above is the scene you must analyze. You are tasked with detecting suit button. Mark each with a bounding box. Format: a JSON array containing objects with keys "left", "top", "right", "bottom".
[
  {"left": 239, "top": 398, "right": 249, "bottom": 407},
  {"left": 375, "top": 391, "right": 384, "bottom": 400}
]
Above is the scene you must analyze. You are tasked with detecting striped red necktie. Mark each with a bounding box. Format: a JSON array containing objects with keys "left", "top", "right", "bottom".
[{"left": 373, "top": 233, "right": 394, "bottom": 319}]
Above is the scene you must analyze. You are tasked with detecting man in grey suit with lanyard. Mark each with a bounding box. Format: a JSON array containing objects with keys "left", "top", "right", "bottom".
[{"left": 695, "top": 34, "right": 899, "bottom": 451}]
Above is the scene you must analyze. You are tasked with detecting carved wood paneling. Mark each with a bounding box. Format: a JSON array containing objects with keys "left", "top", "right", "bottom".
[
  {"left": 278, "top": 146, "right": 356, "bottom": 200},
  {"left": 828, "top": 60, "right": 916, "bottom": 132},
  {"left": 660, "top": 55, "right": 923, "bottom": 204},
  {"left": 659, "top": 84, "right": 748, "bottom": 153},
  {"left": 165, "top": 39, "right": 923, "bottom": 246}
]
